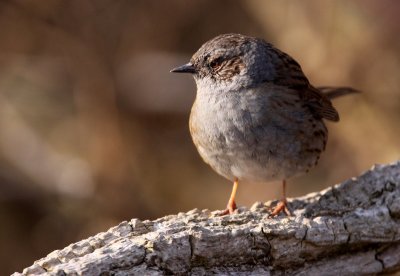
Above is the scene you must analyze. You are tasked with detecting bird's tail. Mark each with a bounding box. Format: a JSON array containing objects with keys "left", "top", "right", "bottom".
[{"left": 318, "top": 86, "right": 360, "bottom": 100}]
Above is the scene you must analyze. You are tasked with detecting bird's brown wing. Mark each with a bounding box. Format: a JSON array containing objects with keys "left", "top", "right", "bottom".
[
  {"left": 266, "top": 45, "right": 339, "bottom": 122},
  {"left": 301, "top": 86, "right": 340, "bottom": 122}
]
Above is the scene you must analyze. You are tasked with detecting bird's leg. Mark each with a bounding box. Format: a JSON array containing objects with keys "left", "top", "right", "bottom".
[
  {"left": 219, "top": 178, "right": 239, "bottom": 215},
  {"left": 269, "top": 179, "right": 291, "bottom": 217}
]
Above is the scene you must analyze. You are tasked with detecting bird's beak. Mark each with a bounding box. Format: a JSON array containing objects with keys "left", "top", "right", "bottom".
[{"left": 170, "top": 63, "right": 196, "bottom": 74}]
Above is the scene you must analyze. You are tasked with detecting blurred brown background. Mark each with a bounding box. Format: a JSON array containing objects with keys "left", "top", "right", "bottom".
[{"left": 1, "top": 0, "right": 399, "bottom": 274}]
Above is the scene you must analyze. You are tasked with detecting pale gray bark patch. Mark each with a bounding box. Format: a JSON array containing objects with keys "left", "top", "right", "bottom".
[{"left": 13, "top": 162, "right": 400, "bottom": 275}]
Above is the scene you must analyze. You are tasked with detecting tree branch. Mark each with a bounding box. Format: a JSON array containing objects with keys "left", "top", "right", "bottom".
[{"left": 14, "top": 162, "right": 400, "bottom": 275}]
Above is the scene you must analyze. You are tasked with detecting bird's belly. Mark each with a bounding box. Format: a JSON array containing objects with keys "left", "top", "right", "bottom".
[
  {"left": 189, "top": 91, "right": 326, "bottom": 182},
  {"left": 194, "top": 133, "right": 311, "bottom": 182}
]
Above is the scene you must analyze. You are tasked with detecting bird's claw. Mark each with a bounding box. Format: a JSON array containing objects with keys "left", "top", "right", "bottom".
[
  {"left": 218, "top": 201, "right": 237, "bottom": 216},
  {"left": 268, "top": 200, "right": 291, "bottom": 218}
]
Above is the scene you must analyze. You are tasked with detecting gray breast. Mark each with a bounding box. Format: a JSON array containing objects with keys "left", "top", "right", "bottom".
[{"left": 189, "top": 85, "right": 327, "bottom": 182}]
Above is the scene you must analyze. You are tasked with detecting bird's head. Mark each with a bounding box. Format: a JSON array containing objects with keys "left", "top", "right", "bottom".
[{"left": 171, "top": 33, "right": 276, "bottom": 93}]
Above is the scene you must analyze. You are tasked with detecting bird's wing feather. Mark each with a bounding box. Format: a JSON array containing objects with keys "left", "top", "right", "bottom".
[{"left": 264, "top": 45, "right": 339, "bottom": 122}]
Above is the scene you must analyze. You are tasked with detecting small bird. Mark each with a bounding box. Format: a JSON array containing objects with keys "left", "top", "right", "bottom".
[{"left": 171, "top": 33, "right": 357, "bottom": 216}]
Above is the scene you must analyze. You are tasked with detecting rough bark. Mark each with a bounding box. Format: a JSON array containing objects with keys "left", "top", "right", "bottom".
[{"left": 14, "top": 162, "right": 400, "bottom": 275}]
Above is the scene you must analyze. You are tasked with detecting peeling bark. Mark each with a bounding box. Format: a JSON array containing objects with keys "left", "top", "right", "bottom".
[{"left": 14, "top": 162, "right": 400, "bottom": 275}]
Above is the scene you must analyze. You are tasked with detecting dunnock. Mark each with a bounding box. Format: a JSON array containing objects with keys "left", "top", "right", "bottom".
[{"left": 171, "top": 33, "right": 357, "bottom": 216}]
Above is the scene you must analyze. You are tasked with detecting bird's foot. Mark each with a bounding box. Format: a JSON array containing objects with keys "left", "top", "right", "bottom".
[
  {"left": 268, "top": 199, "right": 291, "bottom": 217},
  {"left": 218, "top": 200, "right": 237, "bottom": 216}
]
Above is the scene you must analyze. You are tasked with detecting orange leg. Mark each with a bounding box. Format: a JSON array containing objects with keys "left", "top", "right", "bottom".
[
  {"left": 220, "top": 178, "right": 239, "bottom": 215},
  {"left": 269, "top": 179, "right": 291, "bottom": 217}
]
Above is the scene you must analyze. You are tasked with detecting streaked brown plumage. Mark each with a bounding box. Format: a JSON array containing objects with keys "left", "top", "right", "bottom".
[{"left": 171, "top": 33, "right": 358, "bottom": 215}]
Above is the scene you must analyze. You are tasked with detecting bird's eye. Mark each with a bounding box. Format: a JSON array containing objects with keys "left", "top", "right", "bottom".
[{"left": 209, "top": 57, "right": 223, "bottom": 69}]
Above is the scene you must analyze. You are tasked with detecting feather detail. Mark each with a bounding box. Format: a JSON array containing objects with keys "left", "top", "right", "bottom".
[{"left": 318, "top": 86, "right": 360, "bottom": 99}]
